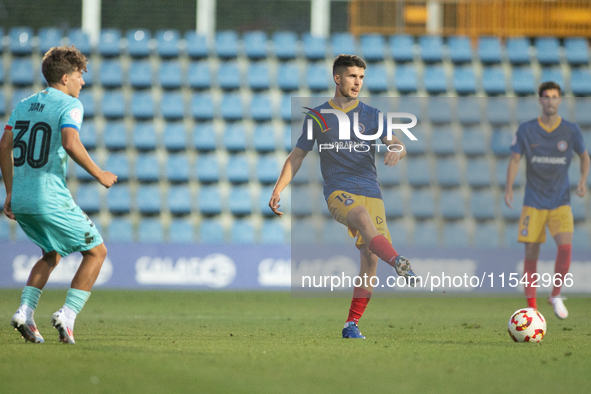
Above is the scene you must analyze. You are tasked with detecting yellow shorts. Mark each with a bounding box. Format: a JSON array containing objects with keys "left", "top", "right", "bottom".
[
  {"left": 517, "top": 205, "right": 573, "bottom": 244},
  {"left": 326, "top": 190, "right": 392, "bottom": 248}
]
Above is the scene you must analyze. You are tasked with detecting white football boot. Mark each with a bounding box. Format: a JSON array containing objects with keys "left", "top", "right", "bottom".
[
  {"left": 11, "top": 306, "right": 44, "bottom": 343},
  {"left": 50, "top": 307, "right": 76, "bottom": 344},
  {"left": 549, "top": 296, "right": 568, "bottom": 319}
]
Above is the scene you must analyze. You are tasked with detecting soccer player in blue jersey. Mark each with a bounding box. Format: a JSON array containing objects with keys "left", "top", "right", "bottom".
[
  {"left": 0, "top": 46, "right": 117, "bottom": 343},
  {"left": 269, "top": 55, "right": 418, "bottom": 339},
  {"left": 505, "top": 82, "right": 589, "bottom": 319}
]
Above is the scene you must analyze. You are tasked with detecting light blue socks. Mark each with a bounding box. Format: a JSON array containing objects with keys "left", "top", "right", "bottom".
[
  {"left": 64, "top": 288, "right": 91, "bottom": 314},
  {"left": 21, "top": 286, "right": 42, "bottom": 310}
]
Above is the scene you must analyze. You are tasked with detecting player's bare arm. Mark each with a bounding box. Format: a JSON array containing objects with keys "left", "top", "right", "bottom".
[
  {"left": 269, "top": 147, "right": 308, "bottom": 217},
  {"left": 0, "top": 128, "right": 15, "bottom": 220},
  {"left": 381, "top": 134, "right": 406, "bottom": 167},
  {"left": 61, "top": 127, "right": 117, "bottom": 188},
  {"left": 576, "top": 150, "right": 590, "bottom": 197},
  {"left": 504, "top": 152, "right": 521, "bottom": 208}
]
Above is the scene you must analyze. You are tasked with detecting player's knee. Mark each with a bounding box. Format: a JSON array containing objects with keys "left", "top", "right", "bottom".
[
  {"left": 42, "top": 251, "right": 60, "bottom": 268},
  {"left": 347, "top": 206, "right": 371, "bottom": 228},
  {"left": 88, "top": 243, "right": 107, "bottom": 261}
]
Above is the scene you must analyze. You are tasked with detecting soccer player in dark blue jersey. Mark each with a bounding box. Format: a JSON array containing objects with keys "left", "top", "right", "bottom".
[
  {"left": 269, "top": 55, "right": 418, "bottom": 339},
  {"left": 505, "top": 82, "right": 590, "bottom": 319}
]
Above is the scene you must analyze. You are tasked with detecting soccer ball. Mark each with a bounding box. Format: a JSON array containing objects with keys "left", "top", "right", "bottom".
[{"left": 508, "top": 308, "right": 546, "bottom": 343}]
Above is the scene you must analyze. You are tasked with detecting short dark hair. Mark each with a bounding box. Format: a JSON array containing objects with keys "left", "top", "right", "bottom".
[
  {"left": 538, "top": 81, "right": 562, "bottom": 97},
  {"left": 333, "top": 54, "right": 367, "bottom": 76},
  {"left": 42, "top": 45, "right": 88, "bottom": 85}
]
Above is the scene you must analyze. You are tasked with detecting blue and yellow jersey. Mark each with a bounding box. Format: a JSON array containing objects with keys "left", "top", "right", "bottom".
[
  {"left": 6, "top": 87, "right": 84, "bottom": 214},
  {"left": 295, "top": 99, "right": 389, "bottom": 200},
  {"left": 510, "top": 117, "right": 586, "bottom": 210}
]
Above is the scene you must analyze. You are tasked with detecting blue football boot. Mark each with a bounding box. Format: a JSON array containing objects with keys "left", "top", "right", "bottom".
[
  {"left": 394, "top": 255, "right": 420, "bottom": 287},
  {"left": 342, "top": 321, "right": 365, "bottom": 339}
]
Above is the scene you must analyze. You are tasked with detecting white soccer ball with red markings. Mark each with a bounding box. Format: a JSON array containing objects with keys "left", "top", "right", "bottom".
[{"left": 508, "top": 308, "right": 547, "bottom": 343}]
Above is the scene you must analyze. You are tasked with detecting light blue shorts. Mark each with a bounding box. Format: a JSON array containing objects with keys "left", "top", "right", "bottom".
[{"left": 15, "top": 206, "right": 103, "bottom": 256}]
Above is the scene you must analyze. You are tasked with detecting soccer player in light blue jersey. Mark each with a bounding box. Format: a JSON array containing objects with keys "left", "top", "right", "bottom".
[
  {"left": 0, "top": 46, "right": 117, "bottom": 343},
  {"left": 269, "top": 55, "right": 418, "bottom": 339},
  {"left": 505, "top": 82, "right": 590, "bottom": 319}
]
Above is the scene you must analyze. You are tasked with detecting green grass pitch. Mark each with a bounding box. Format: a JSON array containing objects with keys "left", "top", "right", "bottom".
[{"left": 1, "top": 290, "right": 590, "bottom": 393}]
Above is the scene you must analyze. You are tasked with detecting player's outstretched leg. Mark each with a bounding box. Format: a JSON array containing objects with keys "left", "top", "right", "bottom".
[{"left": 11, "top": 286, "right": 44, "bottom": 343}]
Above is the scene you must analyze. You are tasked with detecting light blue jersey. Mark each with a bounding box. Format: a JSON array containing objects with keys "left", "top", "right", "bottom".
[{"left": 6, "top": 87, "right": 84, "bottom": 214}]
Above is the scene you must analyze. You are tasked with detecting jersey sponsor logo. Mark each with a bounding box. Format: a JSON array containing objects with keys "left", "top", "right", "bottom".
[
  {"left": 70, "top": 108, "right": 82, "bottom": 123},
  {"left": 557, "top": 140, "right": 568, "bottom": 152},
  {"left": 531, "top": 155, "right": 567, "bottom": 165},
  {"left": 376, "top": 216, "right": 383, "bottom": 225}
]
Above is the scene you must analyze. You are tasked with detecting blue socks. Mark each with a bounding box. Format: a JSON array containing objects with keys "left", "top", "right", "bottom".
[
  {"left": 21, "top": 286, "right": 42, "bottom": 310},
  {"left": 64, "top": 288, "right": 91, "bottom": 314}
]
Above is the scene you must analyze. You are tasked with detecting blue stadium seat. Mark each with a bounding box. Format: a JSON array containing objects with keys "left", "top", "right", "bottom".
[
  {"left": 105, "top": 152, "right": 130, "bottom": 181},
  {"left": 470, "top": 190, "right": 495, "bottom": 220},
  {"left": 486, "top": 97, "right": 513, "bottom": 125},
  {"left": 436, "top": 157, "right": 461, "bottom": 187},
  {"left": 427, "top": 97, "right": 452, "bottom": 124},
  {"left": 440, "top": 189, "right": 465, "bottom": 220},
  {"left": 381, "top": 188, "right": 404, "bottom": 218},
  {"left": 78, "top": 91, "right": 95, "bottom": 118},
  {"left": 410, "top": 189, "right": 435, "bottom": 219},
  {"left": 38, "top": 27, "right": 62, "bottom": 54},
  {"left": 261, "top": 220, "right": 286, "bottom": 244},
  {"left": 191, "top": 93, "right": 214, "bottom": 120},
  {"left": 220, "top": 93, "right": 244, "bottom": 121},
  {"left": 360, "top": 34, "right": 385, "bottom": 62},
  {"left": 229, "top": 186, "right": 253, "bottom": 216},
  {"left": 74, "top": 152, "right": 100, "bottom": 181},
  {"left": 253, "top": 124, "right": 276, "bottom": 152},
  {"left": 226, "top": 155, "right": 250, "bottom": 183},
  {"left": 199, "top": 185, "right": 222, "bottom": 215},
  {"left": 564, "top": 37, "right": 589, "bottom": 66},
  {"left": 443, "top": 222, "right": 468, "bottom": 248},
  {"left": 167, "top": 185, "right": 192, "bottom": 215},
  {"left": 107, "top": 184, "right": 131, "bottom": 214},
  {"left": 413, "top": 221, "right": 438, "bottom": 247},
  {"left": 292, "top": 218, "right": 317, "bottom": 244},
  {"left": 535, "top": 37, "right": 560, "bottom": 65},
  {"left": 302, "top": 33, "right": 326, "bottom": 60},
  {"left": 256, "top": 155, "right": 279, "bottom": 184},
  {"left": 217, "top": 61, "right": 241, "bottom": 90},
  {"left": 515, "top": 98, "right": 540, "bottom": 123},
  {"left": 273, "top": 31, "right": 297, "bottom": 60},
  {"left": 107, "top": 217, "right": 133, "bottom": 242},
  {"left": 195, "top": 153, "right": 220, "bottom": 183},
  {"left": 320, "top": 220, "right": 349, "bottom": 245},
  {"left": 376, "top": 158, "right": 401, "bottom": 186},
  {"left": 98, "top": 28, "right": 121, "bottom": 57},
  {"left": 402, "top": 128, "right": 427, "bottom": 155},
  {"left": 161, "top": 91, "right": 185, "bottom": 120},
  {"left": 243, "top": 31, "right": 267, "bottom": 59},
  {"left": 223, "top": 123, "right": 247, "bottom": 151},
  {"left": 447, "top": 36, "right": 472, "bottom": 63},
  {"left": 75, "top": 184, "right": 100, "bottom": 214},
  {"left": 423, "top": 65, "right": 447, "bottom": 94},
  {"left": 136, "top": 185, "right": 161, "bottom": 214},
  {"left": 503, "top": 223, "right": 520, "bottom": 248},
  {"left": 80, "top": 121, "right": 97, "bottom": 149},
  {"left": 478, "top": 36, "right": 502, "bottom": 64},
  {"left": 0, "top": 95, "right": 5, "bottom": 117},
  {"left": 10, "top": 58, "right": 34, "bottom": 86},
  {"left": 102, "top": 121, "right": 128, "bottom": 150},
  {"left": 135, "top": 153, "right": 160, "bottom": 182},
  {"left": 540, "top": 67, "right": 564, "bottom": 88},
  {"left": 453, "top": 66, "right": 477, "bottom": 95},
  {"left": 573, "top": 224, "right": 591, "bottom": 249},
  {"left": 331, "top": 33, "right": 357, "bottom": 57},
  {"left": 506, "top": 37, "right": 530, "bottom": 65},
  {"left": 482, "top": 67, "right": 506, "bottom": 95},
  {"left": 100, "top": 59, "right": 123, "bottom": 88},
  {"left": 163, "top": 122, "right": 187, "bottom": 150},
  {"left": 131, "top": 91, "right": 155, "bottom": 119},
  {"left": 9, "top": 27, "right": 33, "bottom": 55},
  {"left": 165, "top": 154, "right": 190, "bottom": 183},
  {"left": 231, "top": 220, "right": 255, "bottom": 244},
  {"left": 283, "top": 123, "right": 293, "bottom": 150},
  {"left": 185, "top": 31, "right": 208, "bottom": 59},
  {"left": 138, "top": 218, "right": 164, "bottom": 243},
  {"left": 573, "top": 98, "right": 591, "bottom": 127},
  {"left": 389, "top": 35, "right": 414, "bottom": 62},
  {"left": 158, "top": 60, "right": 182, "bottom": 89},
  {"left": 129, "top": 60, "right": 153, "bottom": 88},
  {"left": 496, "top": 158, "right": 522, "bottom": 188},
  {"left": 474, "top": 222, "right": 500, "bottom": 248},
  {"left": 500, "top": 189, "right": 524, "bottom": 221},
  {"left": 0, "top": 62, "right": 4, "bottom": 85},
  {"left": 156, "top": 29, "right": 180, "bottom": 58},
  {"left": 199, "top": 219, "right": 225, "bottom": 243},
  {"left": 250, "top": 94, "right": 273, "bottom": 122},
  {"left": 291, "top": 186, "right": 314, "bottom": 216},
  {"left": 306, "top": 63, "right": 330, "bottom": 91},
  {"left": 101, "top": 91, "right": 125, "bottom": 119},
  {"left": 247, "top": 63, "right": 270, "bottom": 90},
  {"left": 215, "top": 31, "right": 239, "bottom": 59},
  {"left": 364, "top": 64, "right": 388, "bottom": 93},
  {"left": 431, "top": 127, "right": 456, "bottom": 156},
  {"left": 258, "top": 186, "right": 277, "bottom": 217},
  {"left": 395, "top": 64, "right": 417, "bottom": 94},
  {"left": 491, "top": 128, "right": 514, "bottom": 156},
  {"left": 193, "top": 123, "right": 217, "bottom": 151},
  {"left": 512, "top": 67, "right": 536, "bottom": 96},
  {"left": 571, "top": 69, "right": 591, "bottom": 96},
  {"left": 67, "top": 29, "right": 91, "bottom": 55},
  {"left": 132, "top": 122, "right": 157, "bottom": 151},
  {"left": 419, "top": 36, "right": 443, "bottom": 63},
  {"left": 188, "top": 61, "right": 211, "bottom": 89},
  {"left": 388, "top": 219, "right": 408, "bottom": 246},
  {"left": 127, "top": 29, "right": 151, "bottom": 57},
  {"left": 277, "top": 63, "right": 300, "bottom": 91},
  {"left": 11, "top": 88, "right": 34, "bottom": 112},
  {"left": 169, "top": 218, "right": 194, "bottom": 243},
  {"left": 466, "top": 158, "right": 492, "bottom": 187}
]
